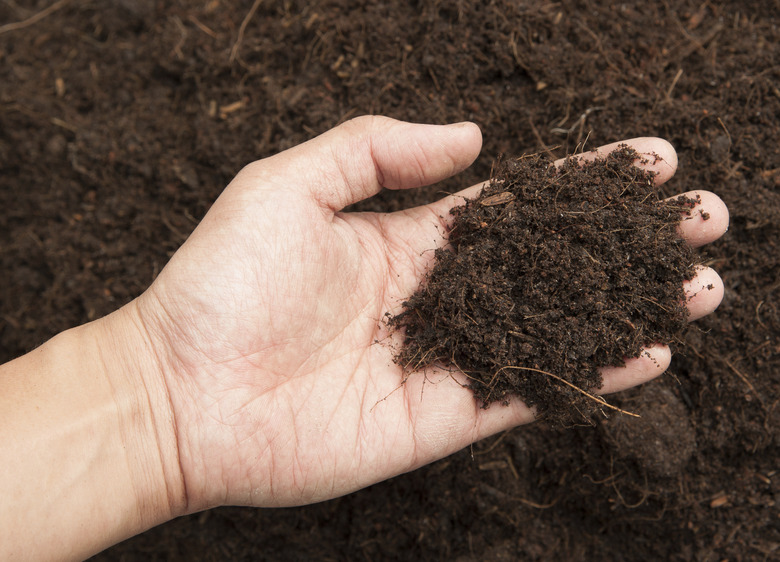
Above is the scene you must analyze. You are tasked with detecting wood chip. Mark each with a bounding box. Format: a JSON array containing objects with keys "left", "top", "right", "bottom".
[
  {"left": 710, "top": 493, "right": 729, "bottom": 508},
  {"left": 479, "top": 192, "right": 515, "bottom": 206}
]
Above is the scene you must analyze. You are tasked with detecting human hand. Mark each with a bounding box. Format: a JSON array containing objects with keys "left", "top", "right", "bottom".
[{"left": 107, "top": 116, "right": 727, "bottom": 516}]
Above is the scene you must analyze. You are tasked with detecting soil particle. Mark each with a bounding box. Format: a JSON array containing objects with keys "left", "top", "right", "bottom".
[{"left": 392, "top": 147, "right": 699, "bottom": 422}]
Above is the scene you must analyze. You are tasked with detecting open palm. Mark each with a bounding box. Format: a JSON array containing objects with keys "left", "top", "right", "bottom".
[{"left": 133, "top": 116, "right": 727, "bottom": 514}]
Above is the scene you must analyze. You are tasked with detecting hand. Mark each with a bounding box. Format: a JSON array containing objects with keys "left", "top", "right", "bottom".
[{"left": 114, "top": 116, "right": 728, "bottom": 514}]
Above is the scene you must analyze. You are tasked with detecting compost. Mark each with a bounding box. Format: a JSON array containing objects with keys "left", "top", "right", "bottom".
[{"left": 392, "top": 148, "right": 699, "bottom": 423}]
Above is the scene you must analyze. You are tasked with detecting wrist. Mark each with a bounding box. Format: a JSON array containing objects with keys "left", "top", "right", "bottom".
[
  {"left": 86, "top": 301, "right": 188, "bottom": 523},
  {"left": 0, "top": 303, "right": 185, "bottom": 560}
]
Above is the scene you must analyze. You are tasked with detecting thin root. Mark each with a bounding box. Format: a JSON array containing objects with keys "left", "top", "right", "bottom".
[
  {"left": 229, "top": 0, "right": 264, "bottom": 63},
  {"left": 0, "top": 0, "right": 69, "bottom": 36},
  {"left": 496, "top": 365, "right": 640, "bottom": 417}
]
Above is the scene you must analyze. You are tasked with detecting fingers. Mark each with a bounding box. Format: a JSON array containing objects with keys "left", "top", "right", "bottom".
[
  {"left": 673, "top": 190, "right": 730, "bottom": 247},
  {"left": 685, "top": 265, "right": 724, "bottom": 321},
  {"left": 597, "top": 344, "right": 671, "bottom": 395},
  {"left": 269, "top": 116, "right": 483, "bottom": 212}
]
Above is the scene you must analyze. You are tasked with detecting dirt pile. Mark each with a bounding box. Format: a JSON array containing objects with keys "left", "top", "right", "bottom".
[{"left": 393, "top": 148, "right": 699, "bottom": 421}]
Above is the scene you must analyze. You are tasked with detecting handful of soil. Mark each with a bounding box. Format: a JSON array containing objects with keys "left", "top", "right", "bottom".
[{"left": 391, "top": 146, "right": 700, "bottom": 423}]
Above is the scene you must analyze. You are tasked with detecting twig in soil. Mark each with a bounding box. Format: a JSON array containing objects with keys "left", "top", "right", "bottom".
[
  {"left": 473, "top": 429, "right": 511, "bottom": 456},
  {"left": 504, "top": 452, "right": 520, "bottom": 480},
  {"left": 229, "top": 0, "right": 264, "bottom": 63},
  {"left": 0, "top": 0, "right": 69, "bottom": 36},
  {"left": 576, "top": 21, "right": 622, "bottom": 73},
  {"left": 612, "top": 472, "right": 651, "bottom": 508},
  {"left": 721, "top": 356, "right": 762, "bottom": 403},
  {"left": 527, "top": 116, "right": 557, "bottom": 160},
  {"left": 516, "top": 496, "right": 558, "bottom": 509},
  {"left": 550, "top": 106, "right": 604, "bottom": 137},
  {"left": 495, "top": 365, "right": 640, "bottom": 417},
  {"left": 188, "top": 15, "right": 217, "bottom": 38},
  {"left": 636, "top": 295, "right": 673, "bottom": 313},
  {"left": 716, "top": 116, "right": 732, "bottom": 144},
  {"left": 755, "top": 300, "right": 766, "bottom": 329},
  {"left": 664, "top": 68, "right": 684, "bottom": 102}
]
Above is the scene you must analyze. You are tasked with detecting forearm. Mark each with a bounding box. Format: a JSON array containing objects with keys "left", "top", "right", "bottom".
[{"left": 0, "top": 307, "right": 183, "bottom": 561}]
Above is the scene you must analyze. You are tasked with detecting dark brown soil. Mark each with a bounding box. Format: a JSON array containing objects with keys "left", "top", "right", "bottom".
[
  {"left": 1, "top": 1, "right": 778, "bottom": 560},
  {"left": 393, "top": 148, "right": 699, "bottom": 421}
]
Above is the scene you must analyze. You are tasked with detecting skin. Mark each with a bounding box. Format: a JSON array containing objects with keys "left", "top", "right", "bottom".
[{"left": 0, "top": 116, "right": 728, "bottom": 561}]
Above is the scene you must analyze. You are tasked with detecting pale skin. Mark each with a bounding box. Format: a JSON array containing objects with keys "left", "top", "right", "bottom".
[{"left": 0, "top": 116, "right": 729, "bottom": 561}]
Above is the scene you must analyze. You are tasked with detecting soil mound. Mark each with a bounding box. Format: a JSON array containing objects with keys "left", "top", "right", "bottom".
[{"left": 392, "top": 147, "right": 700, "bottom": 422}]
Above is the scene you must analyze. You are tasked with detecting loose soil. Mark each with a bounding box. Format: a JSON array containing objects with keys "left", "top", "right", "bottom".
[
  {"left": 392, "top": 148, "right": 699, "bottom": 423},
  {"left": 1, "top": 1, "right": 778, "bottom": 560}
]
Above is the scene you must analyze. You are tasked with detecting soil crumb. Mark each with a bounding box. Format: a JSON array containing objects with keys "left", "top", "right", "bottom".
[{"left": 391, "top": 147, "right": 700, "bottom": 423}]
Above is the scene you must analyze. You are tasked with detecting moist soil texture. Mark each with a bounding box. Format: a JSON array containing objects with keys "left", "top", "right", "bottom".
[
  {"left": 392, "top": 148, "right": 699, "bottom": 423},
  {"left": 1, "top": 1, "right": 778, "bottom": 560}
]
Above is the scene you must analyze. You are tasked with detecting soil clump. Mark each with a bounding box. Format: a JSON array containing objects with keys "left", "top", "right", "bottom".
[{"left": 392, "top": 148, "right": 699, "bottom": 422}]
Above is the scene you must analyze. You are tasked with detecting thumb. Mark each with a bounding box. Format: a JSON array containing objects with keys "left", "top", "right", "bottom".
[{"left": 280, "top": 115, "right": 482, "bottom": 212}]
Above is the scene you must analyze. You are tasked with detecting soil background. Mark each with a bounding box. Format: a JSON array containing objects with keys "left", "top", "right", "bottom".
[{"left": 1, "top": 1, "right": 778, "bottom": 560}]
